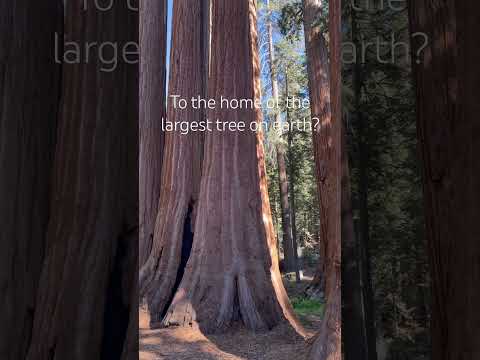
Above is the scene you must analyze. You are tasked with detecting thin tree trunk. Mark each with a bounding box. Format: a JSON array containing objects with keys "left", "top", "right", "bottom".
[
  {"left": 409, "top": 1, "right": 480, "bottom": 358},
  {"left": 342, "top": 123, "right": 368, "bottom": 360},
  {"left": 305, "top": 0, "right": 341, "bottom": 358},
  {"left": 139, "top": 0, "right": 167, "bottom": 267},
  {"left": 139, "top": 0, "right": 208, "bottom": 327},
  {"left": 351, "top": 7, "right": 378, "bottom": 359},
  {"left": 163, "top": 0, "right": 305, "bottom": 336},
  {"left": 0, "top": 2, "right": 62, "bottom": 359},
  {"left": 26, "top": 2, "right": 139, "bottom": 359},
  {"left": 266, "top": 0, "right": 297, "bottom": 274},
  {"left": 286, "top": 72, "right": 301, "bottom": 283}
]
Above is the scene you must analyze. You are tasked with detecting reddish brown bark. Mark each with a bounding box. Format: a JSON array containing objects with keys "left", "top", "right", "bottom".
[
  {"left": 26, "top": 1, "right": 139, "bottom": 359},
  {"left": 303, "top": 0, "right": 331, "bottom": 297},
  {"left": 409, "top": 1, "right": 480, "bottom": 358},
  {"left": 139, "top": 0, "right": 207, "bottom": 327},
  {"left": 305, "top": 0, "right": 341, "bottom": 358},
  {"left": 162, "top": 0, "right": 305, "bottom": 335},
  {"left": 0, "top": 2, "right": 62, "bottom": 359},
  {"left": 139, "top": 0, "right": 167, "bottom": 267}
]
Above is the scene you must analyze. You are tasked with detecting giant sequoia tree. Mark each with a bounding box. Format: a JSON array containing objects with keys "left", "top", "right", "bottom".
[
  {"left": 409, "top": 1, "right": 480, "bottom": 358},
  {"left": 26, "top": 1, "right": 138, "bottom": 359},
  {"left": 303, "top": 0, "right": 332, "bottom": 296},
  {"left": 162, "top": 0, "right": 304, "bottom": 335},
  {"left": 305, "top": 0, "right": 341, "bottom": 358},
  {"left": 0, "top": 2, "right": 62, "bottom": 359},
  {"left": 139, "top": 0, "right": 167, "bottom": 267},
  {"left": 140, "top": 0, "right": 208, "bottom": 326}
]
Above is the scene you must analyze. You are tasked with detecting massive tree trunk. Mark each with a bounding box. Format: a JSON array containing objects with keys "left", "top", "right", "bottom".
[
  {"left": 26, "top": 1, "right": 139, "bottom": 359},
  {"left": 139, "top": 0, "right": 208, "bottom": 327},
  {"left": 303, "top": 0, "right": 331, "bottom": 297},
  {"left": 409, "top": 1, "right": 480, "bottom": 359},
  {"left": 305, "top": 0, "right": 341, "bottom": 358},
  {"left": 341, "top": 124, "right": 368, "bottom": 360},
  {"left": 139, "top": 0, "right": 167, "bottom": 267},
  {"left": 162, "top": 0, "right": 304, "bottom": 336},
  {"left": 0, "top": 2, "right": 62, "bottom": 359},
  {"left": 266, "top": 0, "right": 297, "bottom": 275}
]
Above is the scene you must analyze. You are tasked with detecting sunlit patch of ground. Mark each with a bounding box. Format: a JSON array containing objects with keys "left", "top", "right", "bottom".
[
  {"left": 140, "top": 268, "right": 322, "bottom": 360},
  {"left": 139, "top": 323, "right": 314, "bottom": 360}
]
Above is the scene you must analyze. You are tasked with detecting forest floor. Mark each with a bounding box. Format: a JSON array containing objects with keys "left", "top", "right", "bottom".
[{"left": 140, "top": 269, "right": 322, "bottom": 360}]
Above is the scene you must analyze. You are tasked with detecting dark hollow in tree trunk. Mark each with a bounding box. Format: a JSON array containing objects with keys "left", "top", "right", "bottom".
[
  {"left": 161, "top": 205, "right": 195, "bottom": 319},
  {"left": 102, "top": 229, "right": 136, "bottom": 360}
]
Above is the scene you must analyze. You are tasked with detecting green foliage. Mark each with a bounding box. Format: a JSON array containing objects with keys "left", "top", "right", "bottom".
[
  {"left": 291, "top": 296, "right": 324, "bottom": 317},
  {"left": 259, "top": 0, "right": 320, "bottom": 259},
  {"left": 343, "top": 0, "right": 430, "bottom": 358}
]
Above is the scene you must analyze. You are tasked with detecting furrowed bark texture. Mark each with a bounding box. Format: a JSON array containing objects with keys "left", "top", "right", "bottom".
[
  {"left": 303, "top": 0, "right": 331, "bottom": 296},
  {"left": 409, "top": 1, "right": 480, "bottom": 359},
  {"left": 139, "top": 0, "right": 167, "bottom": 267},
  {"left": 306, "top": 0, "right": 341, "bottom": 358},
  {"left": 163, "top": 0, "right": 305, "bottom": 336},
  {"left": 26, "top": 1, "right": 139, "bottom": 359},
  {"left": 139, "top": 0, "right": 207, "bottom": 326},
  {"left": 0, "top": 2, "right": 62, "bottom": 359}
]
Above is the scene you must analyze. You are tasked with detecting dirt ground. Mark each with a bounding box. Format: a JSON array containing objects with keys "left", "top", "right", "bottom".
[{"left": 140, "top": 272, "right": 321, "bottom": 360}]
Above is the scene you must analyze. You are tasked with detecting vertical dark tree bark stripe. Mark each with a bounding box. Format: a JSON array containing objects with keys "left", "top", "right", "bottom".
[
  {"left": 26, "top": 1, "right": 139, "bottom": 359},
  {"left": 409, "top": 1, "right": 480, "bottom": 359},
  {"left": 350, "top": 7, "right": 377, "bottom": 359},
  {"left": 0, "top": 2, "right": 62, "bottom": 359},
  {"left": 139, "top": 0, "right": 167, "bottom": 268},
  {"left": 341, "top": 122, "right": 368, "bottom": 360}
]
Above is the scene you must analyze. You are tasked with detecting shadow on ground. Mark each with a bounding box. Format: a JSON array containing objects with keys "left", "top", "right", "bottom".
[{"left": 139, "top": 269, "right": 322, "bottom": 360}]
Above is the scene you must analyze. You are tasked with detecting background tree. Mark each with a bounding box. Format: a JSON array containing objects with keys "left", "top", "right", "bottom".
[
  {"left": 343, "top": 0, "right": 429, "bottom": 357},
  {"left": 26, "top": 1, "right": 139, "bottom": 359},
  {"left": 265, "top": 0, "right": 298, "bottom": 277},
  {"left": 409, "top": 1, "right": 480, "bottom": 358},
  {"left": 0, "top": 2, "right": 62, "bottom": 359},
  {"left": 271, "top": 3, "right": 323, "bottom": 280}
]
